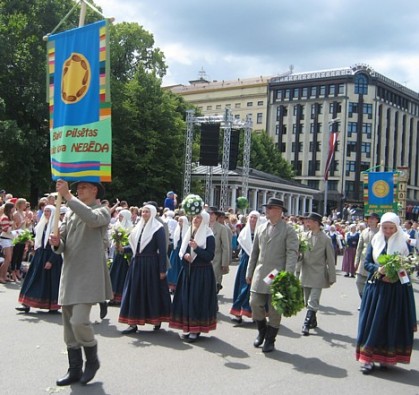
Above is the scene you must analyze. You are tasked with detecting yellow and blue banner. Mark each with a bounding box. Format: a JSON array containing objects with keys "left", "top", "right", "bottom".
[
  {"left": 47, "top": 20, "right": 111, "bottom": 182},
  {"left": 363, "top": 171, "right": 398, "bottom": 215}
]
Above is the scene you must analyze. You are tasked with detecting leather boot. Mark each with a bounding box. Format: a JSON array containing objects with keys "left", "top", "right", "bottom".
[
  {"left": 56, "top": 348, "right": 83, "bottom": 386},
  {"left": 309, "top": 311, "right": 317, "bottom": 329},
  {"left": 301, "top": 310, "right": 314, "bottom": 336},
  {"left": 253, "top": 319, "right": 267, "bottom": 348},
  {"left": 99, "top": 302, "right": 108, "bottom": 319},
  {"left": 80, "top": 344, "right": 100, "bottom": 385},
  {"left": 262, "top": 326, "right": 279, "bottom": 353}
]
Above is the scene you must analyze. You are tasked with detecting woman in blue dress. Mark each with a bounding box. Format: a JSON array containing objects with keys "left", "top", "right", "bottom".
[
  {"left": 119, "top": 204, "right": 171, "bottom": 334},
  {"left": 230, "top": 211, "right": 261, "bottom": 323},
  {"left": 356, "top": 212, "right": 417, "bottom": 374},
  {"left": 109, "top": 209, "right": 133, "bottom": 304},
  {"left": 169, "top": 210, "right": 217, "bottom": 342},
  {"left": 16, "top": 205, "right": 63, "bottom": 313},
  {"left": 167, "top": 216, "right": 188, "bottom": 292}
]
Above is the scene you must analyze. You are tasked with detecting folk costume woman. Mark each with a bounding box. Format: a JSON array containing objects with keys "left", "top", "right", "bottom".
[
  {"left": 16, "top": 205, "right": 63, "bottom": 313},
  {"left": 341, "top": 224, "right": 359, "bottom": 277},
  {"left": 356, "top": 212, "right": 417, "bottom": 374},
  {"left": 119, "top": 204, "right": 171, "bottom": 334},
  {"left": 169, "top": 210, "right": 217, "bottom": 342},
  {"left": 230, "top": 211, "right": 261, "bottom": 323},
  {"left": 109, "top": 209, "right": 133, "bottom": 304},
  {"left": 167, "top": 216, "right": 189, "bottom": 292}
]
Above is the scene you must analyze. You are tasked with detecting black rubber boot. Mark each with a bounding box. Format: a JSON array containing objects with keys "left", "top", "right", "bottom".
[
  {"left": 253, "top": 319, "right": 267, "bottom": 348},
  {"left": 262, "top": 326, "right": 279, "bottom": 353},
  {"left": 56, "top": 348, "right": 83, "bottom": 386},
  {"left": 80, "top": 345, "right": 100, "bottom": 385},
  {"left": 309, "top": 310, "right": 317, "bottom": 329},
  {"left": 301, "top": 310, "right": 315, "bottom": 336}
]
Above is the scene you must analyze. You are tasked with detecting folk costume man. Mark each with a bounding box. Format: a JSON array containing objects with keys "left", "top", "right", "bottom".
[
  {"left": 354, "top": 213, "right": 380, "bottom": 301},
  {"left": 299, "top": 212, "right": 336, "bottom": 336},
  {"left": 50, "top": 180, "right": 113, "bottom": 386},
  {"left": 246, "top": 198, "right": 299, "bottom": 352},
  {"left": 208, "top": 207, "right": 230, "bottom": 294}
]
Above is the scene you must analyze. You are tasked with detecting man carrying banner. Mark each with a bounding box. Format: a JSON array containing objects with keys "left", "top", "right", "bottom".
[{"left": 50, "top": 179, "right": 113, "bottom": 386}]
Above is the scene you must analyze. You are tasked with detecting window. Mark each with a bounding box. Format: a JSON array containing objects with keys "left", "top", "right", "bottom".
[
  {"left": 302, "top": 87, "right": 308, "bottom": 98},
  {"left": 247, "top": 102, "right": 253, "bottom": 107},
  {"left": 216, "top": 104, "right": 221, "bottom": 110},
  {"left": 328, "top": 180, "right": 338, "bottom": 191},
  {"left": 280, "top": 142, "right": 286, "bottom": 152},
  {"left": 308, "top": 160, "right": 320, "bottom": 174},
  {"left": 308, "top": 180, "right": 320, "bottom": 189},
  {"left": 309, "top": 141, "right": 321, "bottom": 152},
  {"left": 234, "top": 114, "right": 240, "bottom": 120},
  {"left": 362, "top": 123, "right": 372, "bottom": 139},
  {"left": 293, "top": 88, "right": 299, "bottom": 99},
  {"left": 348, "top": 122, "right": 357, "bottom": 137},
  {"left": 235, "top": 103, "right": 241, "bottom": 109},
  {"left": 225, "top": 104, "right": 231, "bottom": 108},
  {"left": 329, "top": 102, "right": 342, "bottom": 114},
  {"left": 276, "top": 90, "right": 282, "bottom": 100},
  {"left": 310, "top": 86, "right": 317, "bottom": 98},
  {"left": 354, "top": 73, "right": 368, "bottom": 95},
  {"left": 361, "top": 142, "right": 371, "bottom": 157},
  {"left": 275, "top": 125, "right": 280, "bottom": 135},
  {"left": 206, "top": 105, "right": 212, "bottom": 110},
  {"left": 257, "top": 100, "right": 264, "bottom": 106},
  {"left": 363, "top": 103, "right": 373, "bottom": 119},
  {"left": 284, "top": 89, "right": 290, "bottom": 100},
  {"left": 338, "top": 84, "right": 345, "bottom": 95},
  {"left": 329, "top": 85, "right": 336, "bottom": 96},
  {"left": 349, "top": 102, "right": 359, "bottom": 115},
  {"left": 291, "top": 142, "right": 303, "bottom": 152},
  {"left": 347, "top": 141, "right": 357, "bottom": 156},
  {"left": 320, "top": 85, "right": 326, "bottom": 96},
  {"left": 257, "top": 113, "right": 263, "bottom": 124},
  {"left": 346, "top": 161, "right": 356, "bottom": 176}
]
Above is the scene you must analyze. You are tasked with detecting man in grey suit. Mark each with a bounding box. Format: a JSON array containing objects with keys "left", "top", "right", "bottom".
[
  {"left": 208, "top": 207, "right": 230, "bottom": 294},
  {"left": 299, "top": 212, "right": 336, "bottom": 336},
  {"left": 246, "top": 198, "right": 299, "bottom": 352}
]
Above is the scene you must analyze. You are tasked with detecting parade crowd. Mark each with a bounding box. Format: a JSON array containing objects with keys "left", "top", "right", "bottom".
[{"left": 0, "top": 184, "right": 417, "bottom": 385}]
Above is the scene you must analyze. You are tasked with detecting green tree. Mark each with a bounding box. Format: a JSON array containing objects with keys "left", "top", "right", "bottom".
[{"left": 0, "top": 0, "right": 99, "bottom": 201}]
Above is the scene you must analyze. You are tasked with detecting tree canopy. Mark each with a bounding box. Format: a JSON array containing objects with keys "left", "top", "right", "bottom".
[{"left": 0, "top": 0, "right": 292, "bottom": 206}]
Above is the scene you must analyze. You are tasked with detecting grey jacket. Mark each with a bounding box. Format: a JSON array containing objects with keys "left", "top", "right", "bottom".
[
  {"left": 54, "top": 198, "right": 113, "bottom": 305},
  {"left": 247, "top": 220, "right": 299, "bottom": 294}
]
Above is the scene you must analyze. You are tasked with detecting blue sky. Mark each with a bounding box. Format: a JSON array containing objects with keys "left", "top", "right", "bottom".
[{"left": 98, "top": 0, "right": 419, "bottom": 91}]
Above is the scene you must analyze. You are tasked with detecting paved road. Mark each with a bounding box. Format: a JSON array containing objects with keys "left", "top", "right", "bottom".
[{"left": 1, "top": 256, "right": 418, "bottom": 395}]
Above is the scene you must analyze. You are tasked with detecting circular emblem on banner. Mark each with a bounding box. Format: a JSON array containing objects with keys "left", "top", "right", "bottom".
[
  {"left": 61, "top": 53, "right": 90, "bottom": 104},
  {"left": 372, "top": 180, "right": 390, "bottom": 198}
]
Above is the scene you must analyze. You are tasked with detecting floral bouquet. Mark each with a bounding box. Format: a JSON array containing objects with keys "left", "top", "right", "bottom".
[
  {"left": 13, "top": 229, "right": 34, "bottom": 245},
  {"left": 236, "top": 196, "right": 249, "bottom": 210},
  {"left": 181, "top": 194, "right": 204, "bottom": 216},
  {"left": 110, "top": 227, "right": 129, "bottom": 247},
  {"left": 270, "top": 271, "right": 305, "bottom": 317},
  {"left": 373, "top": 253, "right": 418, "bottom": 282},
  {"left": 293, "top": 225, "right": 311, "bottom": 253}
]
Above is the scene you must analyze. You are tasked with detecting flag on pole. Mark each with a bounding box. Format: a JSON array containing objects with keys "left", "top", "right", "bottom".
[
  {"left": 47, "top": 20, "right": 112, "bottom": 182},
  {"left": 323, "top": 130, "right": 338, "bottom": 181}
]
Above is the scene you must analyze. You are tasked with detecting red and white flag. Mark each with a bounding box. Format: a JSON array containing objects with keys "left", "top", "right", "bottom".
[{"left": 323, "top": 131, "right": 338, "bottom": 181}]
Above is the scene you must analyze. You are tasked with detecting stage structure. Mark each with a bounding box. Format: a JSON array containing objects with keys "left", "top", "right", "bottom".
[{"left": 182, "top": 109, "right": 253, "bottom": 210}]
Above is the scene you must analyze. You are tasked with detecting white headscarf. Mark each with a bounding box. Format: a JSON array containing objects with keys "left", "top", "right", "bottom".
[
  {"left": 173, "top": 216, "right": 189, "bottom": 248},
  {"left": 117, "top": 209, "right": 133, "bottom": 230},
  {"left": 129, "top": 205, "right": 163, "bottom": 254},
  {"left": 371, "top": 212, "right": 410, "bottom": 263},
  {"left": 237, "top": 210, "right": 261, "bottom": 256},
  {"left": 34, "top": 204, "right": 56, "bottom": 249},
  {"left": 179, "top": 210, "right": 213, "bottom": 262}
]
